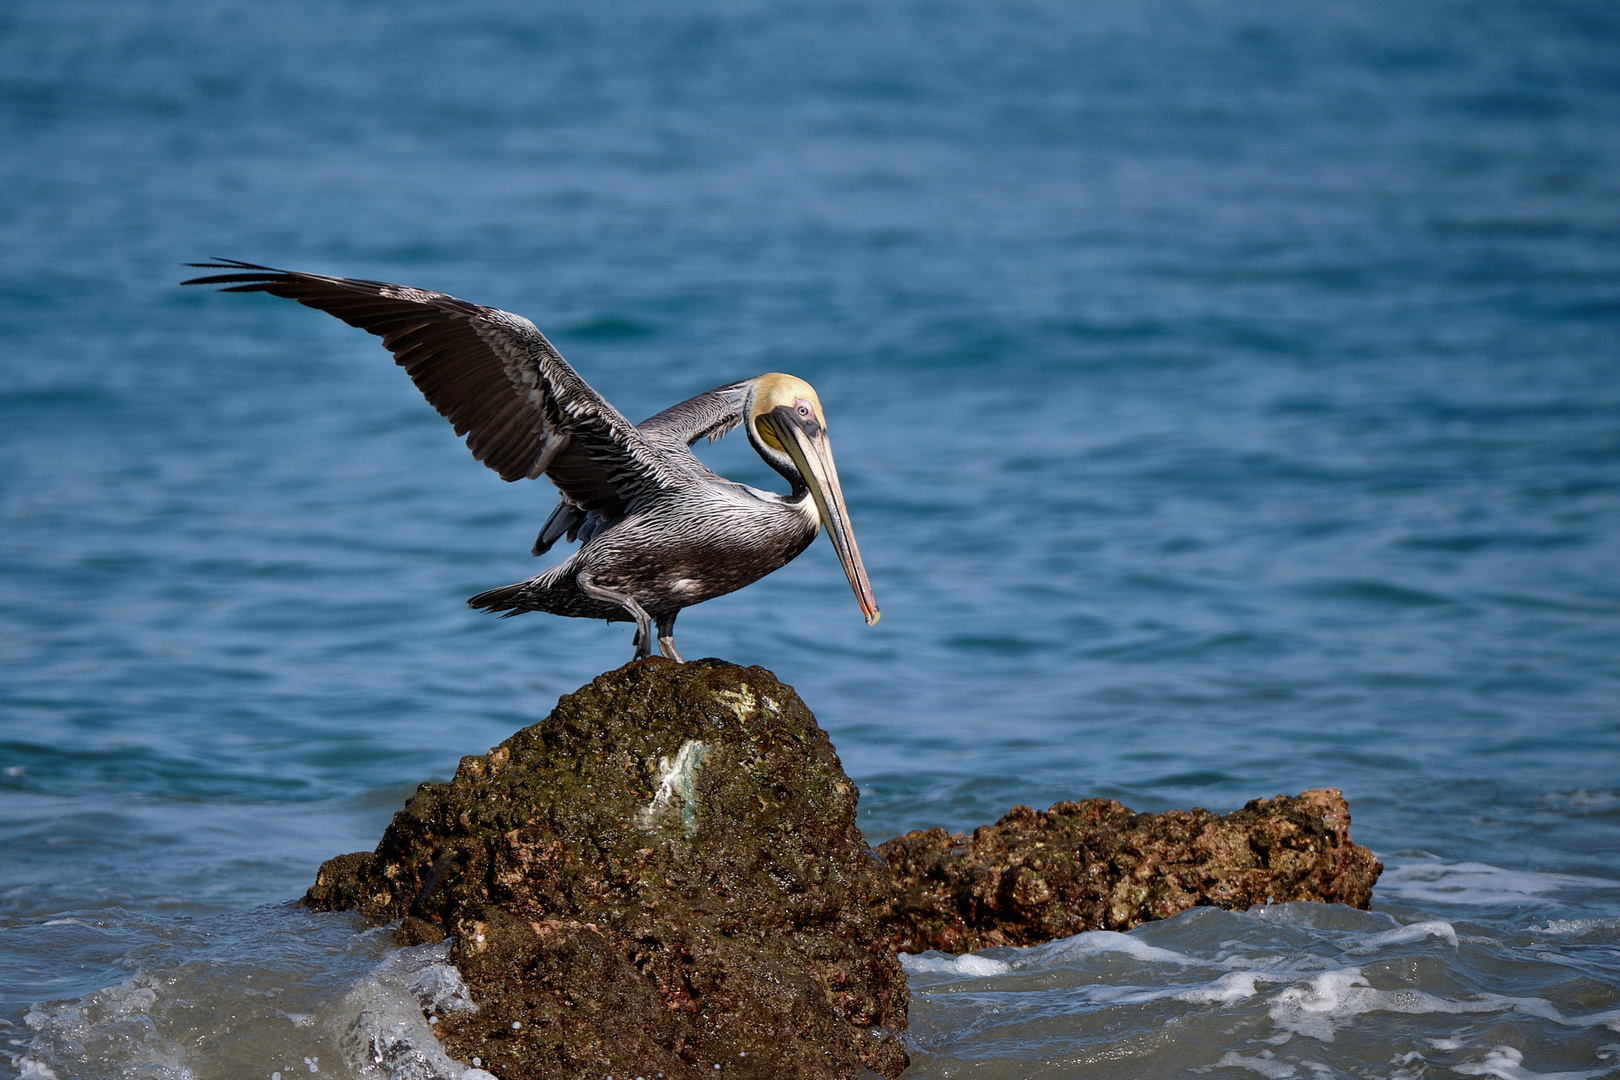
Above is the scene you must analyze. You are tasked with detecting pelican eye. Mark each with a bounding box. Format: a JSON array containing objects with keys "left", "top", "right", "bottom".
[{"left": 789, "top": 399, "right": 822, "bottom": 433}]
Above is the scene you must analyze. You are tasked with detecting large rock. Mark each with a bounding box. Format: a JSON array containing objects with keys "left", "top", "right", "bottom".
[
  {"left": 876, "top": 789, "right": 1382, "bottom": 954},
  {"left": 305, "top": 658, "right": 909, "bottom": 1080},
  {"left": 305, "top": 659, "right": 1382, "bottom": 1079}
]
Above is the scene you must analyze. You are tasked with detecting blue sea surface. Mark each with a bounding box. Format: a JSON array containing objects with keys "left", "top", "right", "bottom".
[{"left": 3, "top": 2, "right": 1619, "bottom": 1077}]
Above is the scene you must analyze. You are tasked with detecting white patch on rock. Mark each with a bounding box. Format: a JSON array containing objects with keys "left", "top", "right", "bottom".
[{"left": 642, "top": 740, "right": 709, "bottom": 837}]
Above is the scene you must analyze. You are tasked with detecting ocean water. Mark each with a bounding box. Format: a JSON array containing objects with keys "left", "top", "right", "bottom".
[{"left": 3, "top": 1, "right": 1619, "bottom": 1076}]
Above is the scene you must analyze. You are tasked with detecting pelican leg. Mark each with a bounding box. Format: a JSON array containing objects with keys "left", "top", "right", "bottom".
[
  {"left": 577, "top": 573, "right": 655, "bottom": 660},
  {"left": 656, "top": 613, "right": 683, "bottom": 663}
]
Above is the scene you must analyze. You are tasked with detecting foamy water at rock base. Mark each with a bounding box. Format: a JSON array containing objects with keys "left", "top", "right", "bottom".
[
  {"left": 4, "top": 0, "right": 1619, "bottom": 1076},
  {"left": 9, "top": 911, "right": 487, "bottom": 1080},
  {"left": 8, "top": 897, "right": 1618, "bottom": 1079},
  {"left": 904, "top": 902, "right": 1620, "bottom": 1079}
]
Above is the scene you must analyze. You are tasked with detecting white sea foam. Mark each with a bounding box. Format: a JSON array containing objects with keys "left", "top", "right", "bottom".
[
  {"left": 406, "top": 954, "right": 479, "bottom": 1019},
  {"left": 1379, "top": 860, "right": 1616, "bottom": 906},
  {"left": 904, "top": 928, "right": 1198, "bottom": 978},
  {"left": 1567, "top": 1009, "right": 1620, "bottom": 1034},
  {"left": 1346, "top": 919, "right": 1458, "bottom": 952},
  {"left": 899, "top": 951, "right": 1012, "bottom": 976},
  {"left": 1540, "top": 790, "right": 1620, "bottom": 812},
  {"left": 1452, "top": 1045, "right": 1607, "bottom": 1080},
  {"left": 17, "top": 976, "right": 190, "bottom": 1080},
  {"left": 890, "top": 907, "right": 1620, "bottom": 1075},
  {"left": 8, "top": 933, "right": 490, "bottom": 1080},
  {"left": 1532, "top": 917, "right": 1620, "bottom": 936},
  {"left": 334, "top": 941, "right": 487, "bottom": 1079},
  {"left": 893, "top": 889, "right": 1620, "bottom": 1079},
  {"left": 13, "top": 1059, "right": 59, "bottom": 1080},
  {"left": 1264, "top": 966, "right": 1620, "bottom": 1044},
  {"left": 1175, "top": 970, "right": 1265, "bottom": 1004},
  {"left": 1202, "top": 1050, "right": 1299, "bottom": 1078},
  {"left": 1269, "top": 968, "right": 1514, "bottom": 1042},
  {"left": 1021, "top": 928, "right": 1196, "bottom": 968}
]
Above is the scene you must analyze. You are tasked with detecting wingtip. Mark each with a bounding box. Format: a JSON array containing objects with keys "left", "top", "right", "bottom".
[
  {"left": 181, "top": 258, "right": 279, "bottom": 287},
  {"left": 184, "top": 257, "right": 254, "bottom": 270}
]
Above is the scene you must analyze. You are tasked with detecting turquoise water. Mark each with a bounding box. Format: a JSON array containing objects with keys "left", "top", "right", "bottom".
[{"left": 3, "top": 1, "right": 1619, "bottom": 1076}]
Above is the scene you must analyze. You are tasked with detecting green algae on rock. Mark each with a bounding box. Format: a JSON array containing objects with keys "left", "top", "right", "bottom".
[{"left": 305, "top": 658, "right": 908, "bottom": 1080}]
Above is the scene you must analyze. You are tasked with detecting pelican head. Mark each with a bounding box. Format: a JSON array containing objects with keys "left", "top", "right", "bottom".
[{"left": 745, "top": 373, "right": 880, "bottom": 626}]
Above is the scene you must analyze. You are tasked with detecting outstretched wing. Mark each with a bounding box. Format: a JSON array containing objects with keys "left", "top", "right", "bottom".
[{"left": 184, "top": 260, "right": 687, "bottom": 520}]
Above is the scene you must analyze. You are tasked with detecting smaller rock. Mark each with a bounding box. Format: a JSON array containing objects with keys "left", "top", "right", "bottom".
[{"left": 877, "top": 788, "right": 1382, "bottom": 954}]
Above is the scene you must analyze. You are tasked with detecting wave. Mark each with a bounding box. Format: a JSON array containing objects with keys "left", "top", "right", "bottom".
[{"left": 901, "top": 902, "right": 1620, "bottom": 1078}]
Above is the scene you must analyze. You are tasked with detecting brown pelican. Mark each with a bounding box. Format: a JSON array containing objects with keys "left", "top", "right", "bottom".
[{"left": 183, "top": 261, "right": 878, "bottom": 662}]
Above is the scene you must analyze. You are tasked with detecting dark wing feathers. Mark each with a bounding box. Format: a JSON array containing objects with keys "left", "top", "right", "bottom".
[
  {"left": 184, "top": 260, "right": 687, "bottom": 518},
  {"left": 532, "top": 500, "right": 583, "bottom": 556}
]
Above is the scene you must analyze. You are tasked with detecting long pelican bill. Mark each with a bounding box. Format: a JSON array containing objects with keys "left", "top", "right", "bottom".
[{"left": 764, "top": 412, "right": 881, "bottom": 625}]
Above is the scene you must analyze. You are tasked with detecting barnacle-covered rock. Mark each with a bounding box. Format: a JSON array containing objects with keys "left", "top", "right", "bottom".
[
  {"left": 305, "top": 659, "right": 1382, "bottom": 1079},
  {"left": 305, "top": 658, "right": 908, "bottom": 1080},
  {"left": 876, "top": 788, "right": 1382, "bottom": 954}
]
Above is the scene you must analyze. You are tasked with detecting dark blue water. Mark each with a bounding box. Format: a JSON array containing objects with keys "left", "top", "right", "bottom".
[{"left": 4, "top": 2, "right": 1619, "bottom": 1076}]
